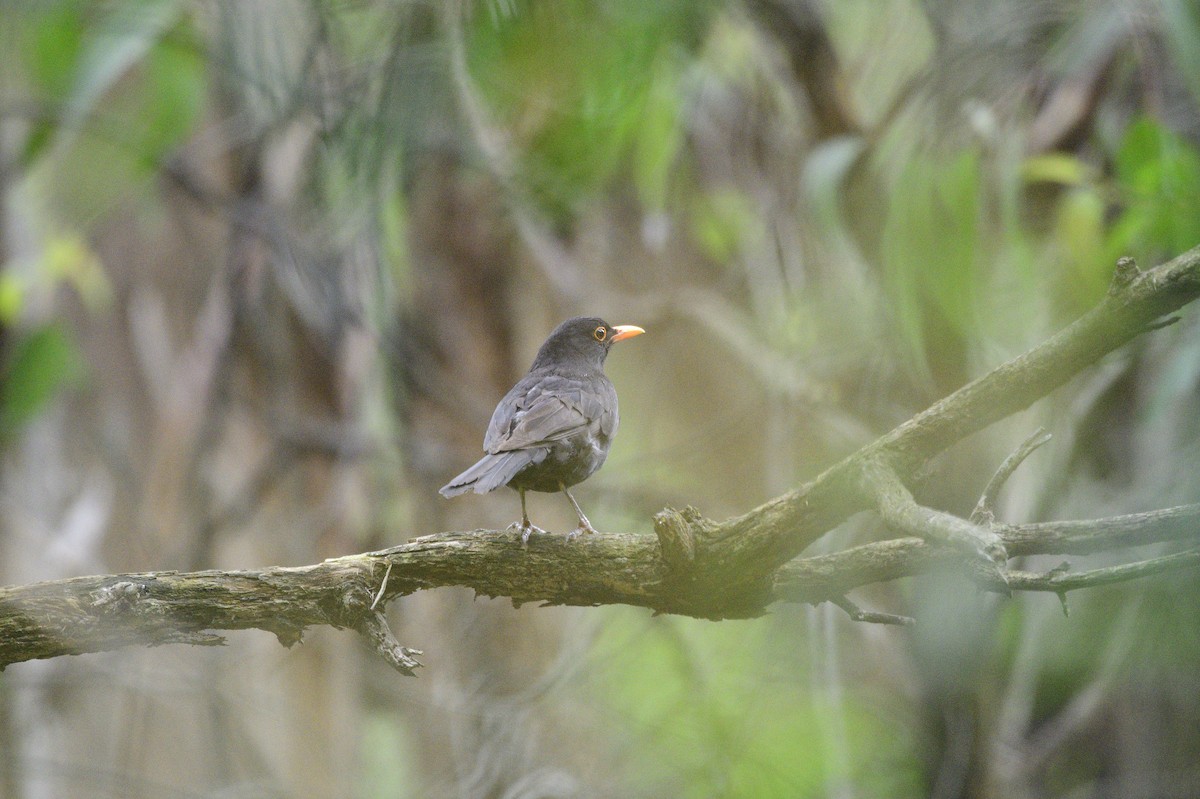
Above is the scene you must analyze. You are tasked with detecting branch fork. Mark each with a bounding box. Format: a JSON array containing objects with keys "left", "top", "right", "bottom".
[{"left": 864, "top": 458, "right": 1009, "bottom": 575}]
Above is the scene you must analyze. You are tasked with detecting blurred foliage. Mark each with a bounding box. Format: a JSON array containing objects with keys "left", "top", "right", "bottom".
[
  {"left": 7, "top": 0, "right": 204, "bottom": 220},
  {"left": 2, "top": 0, "right": 1200, "bottom": 797},
  {"left": 0, "top": 232, "right": 107, "bottom": 437},
  {"left": 466, "top": 0, "right": 709, "bottom": 225},
  {"left": 1161, "top": 0, "right": 1200, "bottom": 105},
  {"left": 880, "top": 148, "right": 986, "bottom": 379},
  {"left": 1110, "top": 116, "right": 1200, "bottom": 261},
  {"left": 359, "top": 711, "right": 418, "bottom": 799},
  {"left": 588, "top": 611, "right": 924, "bottom": 798},
  {"left": 0, "top": 323, "right": 84, "bottom": 435},
  {"left": 1023, "top": 115, "right": 1200, "bottom": 319},
  {"left": 691, "top": 188, "right": 763, "bottom": 264}
]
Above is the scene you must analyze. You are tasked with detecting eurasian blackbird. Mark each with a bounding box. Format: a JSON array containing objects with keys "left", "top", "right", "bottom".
[{"left": 439, "top": 316, "right": 644, "bottom": 542}]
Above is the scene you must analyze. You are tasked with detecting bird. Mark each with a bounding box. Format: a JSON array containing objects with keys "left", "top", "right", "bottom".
[{"left": 439, "top": 316, "right": 644, "bottom": 543}]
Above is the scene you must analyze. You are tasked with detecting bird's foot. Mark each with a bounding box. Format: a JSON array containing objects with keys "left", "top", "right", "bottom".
[
  {"left": 560, "top": 487, "right": 600, "bottom": 542},
  {"left": 565, "top": 521, "right": 600, "bottom": 541},
  {"left": 507, "top": 520, "right": 546, "bottom": 545}
]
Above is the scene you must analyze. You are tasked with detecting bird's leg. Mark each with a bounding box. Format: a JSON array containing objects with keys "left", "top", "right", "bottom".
[
  {"left": 561, "top": 483, "right": 599, "bottom": 540},
  {"left": 505, "top": 488, "right": 545, "bottom": 544}
]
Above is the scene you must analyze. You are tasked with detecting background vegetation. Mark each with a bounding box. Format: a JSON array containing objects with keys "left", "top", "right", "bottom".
[{"left": 2, "top": 0, "right": 1199, "bottom": 796}]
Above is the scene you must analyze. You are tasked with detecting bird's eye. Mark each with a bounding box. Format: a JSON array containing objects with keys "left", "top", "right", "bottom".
[{"left": 593, "top": 326, "right": 607, "bottom": 341}]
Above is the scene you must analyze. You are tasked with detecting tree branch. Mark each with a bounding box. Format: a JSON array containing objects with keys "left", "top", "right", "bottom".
[
  {"left": 971, "top": 428, "right": 1053, "bottom": 525},
  {"left": 830, "top": 595, "right": 915, "bottom": 627},
  {"left": 772, "top": 504, "right": 1200, "bottom": 603},
  {"left": 695, "top": 246, "right": 1200, "bottom": 588},
  {"left": 864, "top": 456, "right": 1008, "bottom": 568},
  {"left": 0, "top": 560, "right": 384, "bottom": 669},
  {"left": 2, "top": 248, "right": 1199, "bottom": 667},
  {"left": 3, "top": 503, "right": 1197, "bottom": 669},
  {"left": 1006, "top": 549, "right": 1200, "bottom": 593}
]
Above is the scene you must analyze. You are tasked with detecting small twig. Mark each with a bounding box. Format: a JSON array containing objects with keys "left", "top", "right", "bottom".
[
  {"left": 970, "top": 428, "right": 1053, "bottom": 525},
  {"left": 1109, "top": 255, "right": 1141, "bottom": 292},
  {"left": 1045, "top": 562, "right": 1073, "bottom": 616},
  {"left": 830, "top": 595, "right": 915, "bottom": 626},
  {"left": 357, "top": 610, "right": 422, "bottom": 676},
  {"left": 1141, "top": 315, "right": 1181, "bottom": 333},
  {"left": 370, "top": 561, "right": 393, "bottom": 611},
  {"left": 1005, "top": 548, "right": 1200, "bottom": 593}
]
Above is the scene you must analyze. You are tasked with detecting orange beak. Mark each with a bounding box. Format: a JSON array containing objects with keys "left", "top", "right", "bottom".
[{"left": 609, "top": 325, "right": 645, "bottom": 343}]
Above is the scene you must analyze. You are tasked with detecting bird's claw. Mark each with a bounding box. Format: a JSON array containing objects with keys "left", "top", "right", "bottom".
[
  {"left": 507, "top": 520, "right": 546, "bottom": 545},
  {"left": 565, "top": 522, "right": 599, "bottom": 541}
]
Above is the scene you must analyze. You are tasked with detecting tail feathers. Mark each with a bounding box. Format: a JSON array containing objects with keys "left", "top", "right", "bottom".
[{"left": 439, "top": 450, "right": 539, "bottom": 497}]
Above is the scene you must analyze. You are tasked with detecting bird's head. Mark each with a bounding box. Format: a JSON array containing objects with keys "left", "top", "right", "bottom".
[{"left": 531, "top": 316, "right": 645, "bottom": 372}]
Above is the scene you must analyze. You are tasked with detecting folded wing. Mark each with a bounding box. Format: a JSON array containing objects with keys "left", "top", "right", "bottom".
[{"left": 484, "top": 374, "right": 615, "bottom": 454}]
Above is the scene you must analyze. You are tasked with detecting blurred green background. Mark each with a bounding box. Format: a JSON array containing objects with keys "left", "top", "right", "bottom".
[{"left": 2, "top": 1, "right": 1200, "bottom": 797}]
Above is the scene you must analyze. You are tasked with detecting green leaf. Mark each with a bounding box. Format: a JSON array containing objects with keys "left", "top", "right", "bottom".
[
  {"left": 802, "top": 136, "right": 867, "bottom": 241},
  {"left": 587, "top": 613, "right": 923, "bottom": 797},
  {"left": 1021, "top": 152, "right": 1095, "bottom": 187},
  {"left": 18, "top": 119, "right": 57, "bottom": 168},
  {"left": 1052, "top": 187, "right": 1109, "bottom": 313},
  {"left": 633, "top": 54, "right": 686, "bottom": 213},
  {"left": 1111, "top": 115, "right": 1200, "bottom": 259},
  {"left": 467, "top": 0, "right": 708, "bottom": 221},
  {"left": 1, "top": 324, "right": 85, "bottom": 433},
  {"left": 0, "top": 277, "right": 22, "bottom": 325},
  {"left": 24, "top": 0, "right": 85, "bottom": 97},
  {"left": 9, "top": 1, "right": 84, "bottom": 166},
  {"left": 137, "top": 36, "right": 206, "bottom": 162},
  {"left": 879, "top": 147, "right": 984, "bottom": 376},
  {"left": 690, "top": 189, "right": 760, "bottom": 263},
  {"left": 62, "top": 0, "right": 187, "bottom": 135}
]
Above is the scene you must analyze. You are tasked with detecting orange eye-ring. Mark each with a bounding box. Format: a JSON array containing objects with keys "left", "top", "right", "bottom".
[{"left": 593, "top": 325, "right": 607, "bottom": 341}]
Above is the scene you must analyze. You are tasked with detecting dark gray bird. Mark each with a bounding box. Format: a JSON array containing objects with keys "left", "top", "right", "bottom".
[{"left": 439, "top": 316, "right": 644, "bottom": 542}]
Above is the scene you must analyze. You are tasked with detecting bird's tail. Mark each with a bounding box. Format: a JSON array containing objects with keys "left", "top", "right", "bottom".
[{"left": 439, "top": 450, "right": 538, "bottom": 497}]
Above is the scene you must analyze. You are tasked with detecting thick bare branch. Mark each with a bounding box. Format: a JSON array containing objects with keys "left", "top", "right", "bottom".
[
  {"left": 2, "top": 247, "right": 1199, "bottom": 667},
  {"left": 3, "top": 503, "right": 1197, "bottom": 667},
  {"left": 0, "top": 561, "right": 384, "bottom": 669}
]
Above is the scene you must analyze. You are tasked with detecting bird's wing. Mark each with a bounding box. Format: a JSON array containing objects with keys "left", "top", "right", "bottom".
[
  {"left": 483, "top": 374, "right": 612, "bottom": 453},
  {"left": 551, "top": 380, "right": 617, "bottom": 441}
]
